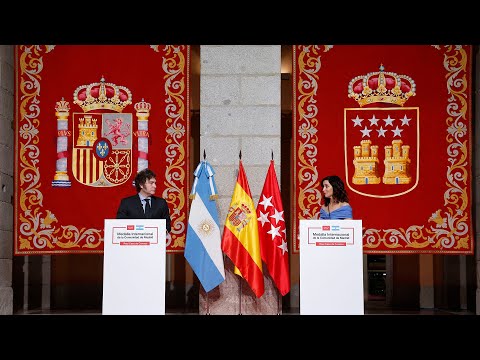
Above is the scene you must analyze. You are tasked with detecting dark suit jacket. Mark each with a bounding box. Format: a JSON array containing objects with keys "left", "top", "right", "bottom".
[{"left": 116, "top": 194, "right": 171, "bottom": 232}]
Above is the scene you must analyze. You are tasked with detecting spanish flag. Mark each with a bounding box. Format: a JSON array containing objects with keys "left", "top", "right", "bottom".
[{"left": 221, "top": 160, "right": 264, "bottom": 298}]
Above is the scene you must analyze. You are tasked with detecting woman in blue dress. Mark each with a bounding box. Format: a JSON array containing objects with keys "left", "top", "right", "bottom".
[{"left": 319, "top": 175, "right": 353, "bottom": 220}]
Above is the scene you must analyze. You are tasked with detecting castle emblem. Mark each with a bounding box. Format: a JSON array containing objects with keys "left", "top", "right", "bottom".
[
  {"left": 72, "top": 111, "right": 133, "bottom": 187},
  {"left": 52, "top": 77, "right": 151, "bottom": 188},
  {"left": 227, "top": 202, "right": 252, "bottom": 232},
  {"left": 344, "top": 65, "right": 419, "bottom": 198}
]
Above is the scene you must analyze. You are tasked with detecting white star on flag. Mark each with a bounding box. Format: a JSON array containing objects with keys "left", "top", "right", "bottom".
[
  {"left": 267, "top": 224, "right": 282, "bottom": 240},
  {"left": 278, "top": 239, "right": 288, "bottom": 255},
  {"left": 270, "top": 208, "right": 284, "bottom": 224},
  {"left": 257, "top": 211, "right": 270, "bottom": 227},
  {"left": 259, "top": 194, "right": 273, "bottom": 211}
]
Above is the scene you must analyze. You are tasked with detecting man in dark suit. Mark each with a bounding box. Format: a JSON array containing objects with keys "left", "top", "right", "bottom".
[{"left": 116, "top": 168, "right": 171, "bottom": 233}]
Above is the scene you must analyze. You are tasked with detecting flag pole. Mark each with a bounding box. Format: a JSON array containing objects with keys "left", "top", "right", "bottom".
[
  {"left": 238, "top": 150, "right": 243, "bottom": 315},
  {"left": 277, "top": 289, "right": 281, "bottom": 315},
  {"left": 206, "top": 287, "right": 210, "bottom": 315},
  {"left": 239, "top": 277, "right": 242, "bottom": 315},
  {"left": 273, "top": 150, "right": 281, "bottom": 315}
]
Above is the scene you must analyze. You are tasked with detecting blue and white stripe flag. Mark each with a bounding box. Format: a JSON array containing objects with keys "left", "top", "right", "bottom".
[{"left": 184, "top": 160, "right": 225, "bottom": 292}]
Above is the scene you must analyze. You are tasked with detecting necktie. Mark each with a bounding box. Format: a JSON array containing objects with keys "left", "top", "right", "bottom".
[{"left": 145, "top": 198, "right": 152, "bottom": 218}]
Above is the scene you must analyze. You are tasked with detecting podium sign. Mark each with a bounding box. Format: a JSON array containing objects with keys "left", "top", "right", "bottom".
[
  {"left": 300, "top": 219, "right": 364, "bottom": 315},
  {"left": 103, "top": 219, "right": 166, "bottom": 315}
]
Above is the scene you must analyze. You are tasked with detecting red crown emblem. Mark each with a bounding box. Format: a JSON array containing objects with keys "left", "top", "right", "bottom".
[
  {"left": 73, "top": 76, "right": 132, "bottom": 112},
  {"left": 348, "top": 64, "right": 416, "bottom": 107}
]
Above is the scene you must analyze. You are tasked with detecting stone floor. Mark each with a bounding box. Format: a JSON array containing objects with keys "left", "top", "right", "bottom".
[{"left": 13, "top": 303, "right": 475, "bottom": 315}]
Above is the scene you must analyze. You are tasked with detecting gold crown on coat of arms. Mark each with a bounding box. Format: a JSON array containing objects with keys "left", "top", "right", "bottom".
[
  {"left": 348, "top": 64, "right": 416, "bottom": 107},
  {"left": 73, "top": 76, "right": 132, "bottom": 112},
  {"left": 134, "top": 98, "right": 151, "bottom": 113}
]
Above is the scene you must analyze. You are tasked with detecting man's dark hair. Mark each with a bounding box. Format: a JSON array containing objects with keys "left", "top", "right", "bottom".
[{"left": 134, "top": 168, "right": 156, "bottom": 192}]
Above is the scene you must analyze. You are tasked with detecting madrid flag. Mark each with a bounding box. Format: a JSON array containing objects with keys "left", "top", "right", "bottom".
[
  {"left": 257, "top": 160, "right": 290, "bottom": 296},
  {"left": 222, "top": 160, "right": 264, "bottom": 298}
]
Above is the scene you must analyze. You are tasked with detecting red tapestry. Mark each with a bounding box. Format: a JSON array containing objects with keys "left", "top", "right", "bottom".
[
  {"left": 293, "top": 45, "right": 473, "bottom": 254},
  {"left": 14, "top": 45, "right": 190, "bottom": 255}
]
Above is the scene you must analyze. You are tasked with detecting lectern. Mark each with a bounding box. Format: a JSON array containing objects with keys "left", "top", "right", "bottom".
[
  {"left": 103, "top": 219, "right": 166, "bottom": 315},
  {"left": 299, "top": 219, "right": 364, "bottom": 315}
]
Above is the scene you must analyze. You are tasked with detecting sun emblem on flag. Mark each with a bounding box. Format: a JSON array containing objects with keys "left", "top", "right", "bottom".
[{"left": 197, "top": 218, "right": 215, "bottom": 236}]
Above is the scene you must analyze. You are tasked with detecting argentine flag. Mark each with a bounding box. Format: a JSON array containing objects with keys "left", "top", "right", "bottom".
[{"left": 184, "top": 160, "right": 225, "bottom": 292}]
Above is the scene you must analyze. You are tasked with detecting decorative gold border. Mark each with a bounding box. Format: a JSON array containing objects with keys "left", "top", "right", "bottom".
[
  {"left": 14, "top": 45, "right": 189, "bottom": 254},
  {"left": 292, "top": 45, "right": 331, "bottom": 254},
  {"left": 293, "top": 45, "right": 473, "bottom": 254},
  {"left": 152, "top": 45, "right": 189, "bottom": 252}
]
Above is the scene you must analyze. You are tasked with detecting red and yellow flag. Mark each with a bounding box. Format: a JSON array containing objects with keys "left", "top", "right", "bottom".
[{"left": 221, "top": 160, "right": 264, "bottom": 298}]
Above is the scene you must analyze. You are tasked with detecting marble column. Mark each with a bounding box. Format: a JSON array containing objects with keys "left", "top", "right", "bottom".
[{"left": 199, "top": 45, "right": 282, "bottom": 314}]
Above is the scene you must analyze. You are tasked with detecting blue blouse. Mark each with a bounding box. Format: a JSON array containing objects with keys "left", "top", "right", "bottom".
[{"left": 319, "top": 204, "right": 353, "bottom": 220}]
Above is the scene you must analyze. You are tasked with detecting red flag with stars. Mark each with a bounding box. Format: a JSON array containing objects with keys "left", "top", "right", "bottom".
[{"left": 257, "top": 160, "right": 290, "bottom": 296}]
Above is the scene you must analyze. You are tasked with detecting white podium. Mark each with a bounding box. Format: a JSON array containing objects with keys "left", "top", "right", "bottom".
[
  {"left": 300, "top": 219, "right": 364, "bottom": 315},
  {"left": 102, "top": 219, "right": 166, "bottom": 315}
]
